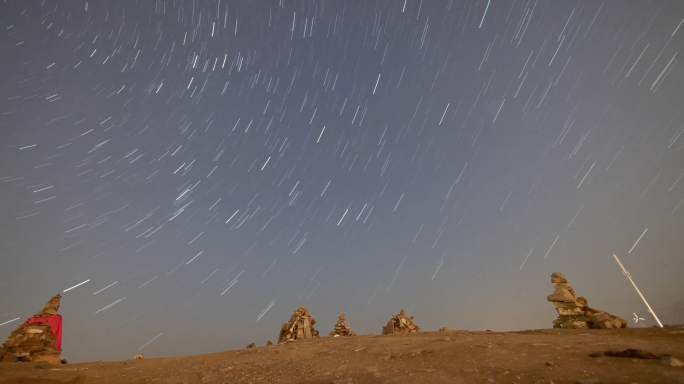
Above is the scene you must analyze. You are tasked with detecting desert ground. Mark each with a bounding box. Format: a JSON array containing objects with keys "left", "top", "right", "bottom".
[{"left": 1, "top": 327, "right": 684, "bottom": 384}]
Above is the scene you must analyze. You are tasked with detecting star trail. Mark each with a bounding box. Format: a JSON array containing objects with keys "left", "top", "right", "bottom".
[{"left": 1, "top": 0, "right": 684, "bottom": 363}]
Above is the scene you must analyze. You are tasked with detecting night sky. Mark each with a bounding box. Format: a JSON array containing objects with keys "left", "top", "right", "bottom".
[{"left": 1, "top": 0, "right": 684, "bottom": 363}]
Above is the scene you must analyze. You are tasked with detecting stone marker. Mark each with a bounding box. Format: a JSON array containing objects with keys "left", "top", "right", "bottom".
[
  {"left": 1, "top": 294, "right": 64, "bottom": 364},
  {"left": 277, "top": 306, "right": 320, "bottom": 344},
  {"left": 547, "top": 273, "right": 628, "bottom": 329},
  {"left": 381, "top": 309, "right": 421, "bottom": 335},
  {"left": 329, "top": 313, "right": 356, "bottom": 337}
]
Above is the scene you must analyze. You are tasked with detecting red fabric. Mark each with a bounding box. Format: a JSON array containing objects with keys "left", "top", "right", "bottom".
[{"left": 26, "top": 315, "right": 62, "bottom": 350}]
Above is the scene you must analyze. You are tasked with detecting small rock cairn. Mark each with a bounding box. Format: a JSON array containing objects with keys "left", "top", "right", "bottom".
[
  {"left": 382, "top": 309, "right": 421, "bottom": 335},
  {"left": 547, "top": 272, "right": 628, "bottom": 329},
  {"left": 1, "top": 294, "right": 64, "bottom": 363},
  {"left": 277, "top": 306, "right": 320, "bottom": 344},
  {"left": 329, "top": 313, "right": 356, "bottom": 337}
]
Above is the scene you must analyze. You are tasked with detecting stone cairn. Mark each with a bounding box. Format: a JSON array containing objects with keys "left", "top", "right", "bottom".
[
  {"left": 277, "top": 306, "right": 320, "bottom": 344},
  {"left": 382, "top": 309, "right": 421, "bottom": 335},
  {"left": 547, "top": 272, "right": 628, "bottom": 329},
  {"left": 329, "top": 313, "right": 356, "bottom": 337},
  {"left": 1, "top": 294, "right": 63, "bottom": 363}
]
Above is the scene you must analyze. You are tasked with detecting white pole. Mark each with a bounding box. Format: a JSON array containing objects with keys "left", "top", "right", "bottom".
[{"left": 613, "top": 254, "right": 663, "bottom": 328}]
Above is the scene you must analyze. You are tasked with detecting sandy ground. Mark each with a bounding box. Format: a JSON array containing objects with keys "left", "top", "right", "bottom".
[{"left": 1, "top": 327, "right": 684, "bottom": 384}]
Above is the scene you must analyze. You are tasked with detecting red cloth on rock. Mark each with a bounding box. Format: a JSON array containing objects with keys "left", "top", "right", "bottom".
[{"left": 26, "top": 315, "right": 62, "bottom": 350}]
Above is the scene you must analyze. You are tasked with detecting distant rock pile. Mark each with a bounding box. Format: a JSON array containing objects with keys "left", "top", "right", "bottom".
[
  {"left": 547, "top": 272, "right": 628, "bottom": 329},
  {"left": 277, "top": 306, "right": 320, "bottom": 344},
  {"left": 382, "top": 309, "right": 421, "bottom": 335},
  {"left": 329, "top": 313, "right": 356, "bottom": 337},
  {"left": 1, "top": 294, "right": 64, "bottom": 363}
]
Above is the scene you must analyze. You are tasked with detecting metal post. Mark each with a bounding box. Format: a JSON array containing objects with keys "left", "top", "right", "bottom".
[{"left": 613, "top": 254, "right": 663, "bottom": 328}]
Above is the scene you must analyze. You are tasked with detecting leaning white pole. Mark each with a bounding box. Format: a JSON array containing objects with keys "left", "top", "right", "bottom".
[{"left": 613, "top": 254, "right": 663, "bottom": 328}]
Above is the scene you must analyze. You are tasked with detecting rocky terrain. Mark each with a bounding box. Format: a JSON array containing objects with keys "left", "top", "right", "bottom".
[
  {"left": 2, "top": 275, "right": 683, "bottom": 383},
  {"left": 1, "top": 327, "right": 684, "bottom": 384}
]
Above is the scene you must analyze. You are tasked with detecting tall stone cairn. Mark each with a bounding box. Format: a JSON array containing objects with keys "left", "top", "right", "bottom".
[
  {"left": 277, "top": 306, "right": 320, "bottom": 344},
  {"left": 547, "top": 272, "right": 628, "bottom": 329},
  {"left": 1, "top": 294, "right": 63, "bottom": 363},
  {"left": 381, "top": 309, "right": 421, "bottom": 335},
  {"left": 329, "top": 313, "right": 356, "bottom": 337}
]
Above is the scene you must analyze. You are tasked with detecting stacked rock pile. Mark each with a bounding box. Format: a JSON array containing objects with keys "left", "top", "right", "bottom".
[
  {"left": 277, "top": 306, "right": 320, "bottom": 344},
  {"left": 1, "top": 294, "right": 64, "bottom": 363},
  {"left": 381, "top": 309, "right": 421, "bottom": 335},
  {"left": 547, "top": 272, "right": 628, "bottom": 329},
  {"left": 329, "top": 313, "right": 356, "bottom": 337}
]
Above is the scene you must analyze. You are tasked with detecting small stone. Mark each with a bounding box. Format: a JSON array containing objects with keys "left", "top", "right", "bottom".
[
  {"left": 134, "top": 353, "right": 145, "bottom": 360},
  {"left": 557, "top": 307, "right": 584, "bottom": 316},
  {"left": 246, "top": 343, "right": 255, "bottom": 348},
  {"left": 439, "top": 327, "right": 450, "bottom": 332},
  {"left": 547, "top": 286, "right": 576, "bottom": 302},
  {"left": 266, "top": 340, "right": 273, "bottom": 345},
  {"left": 545, "top": 361, "right": 554, "bottom": 366},
  {"left": 592, "top": 312, "right": 610, "bottom": 322},
  {"left": 661, "top": 356, "right": 684, "bottom": 367}
]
